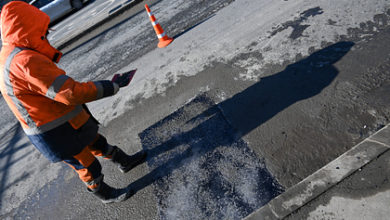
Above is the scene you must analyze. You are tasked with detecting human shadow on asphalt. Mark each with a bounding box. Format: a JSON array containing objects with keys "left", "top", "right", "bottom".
[
  {"left": 217, "top": 41, "right": 355, "bottom": 136},
  {"left": 0, "top": 124, "right": 31, "bottom": 209},
  {"left": 129, "top": 41, "right": 355, "bottom": 202}
]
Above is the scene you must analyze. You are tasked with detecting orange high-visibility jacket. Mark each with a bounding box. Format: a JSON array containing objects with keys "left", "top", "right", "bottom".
[{"left": 0, "top": 2, "right": 117, "bottom": 162}]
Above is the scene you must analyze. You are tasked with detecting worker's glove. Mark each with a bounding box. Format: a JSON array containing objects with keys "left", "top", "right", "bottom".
[{"left": 111, "top": 69, "right": 137, "bottom": 88}]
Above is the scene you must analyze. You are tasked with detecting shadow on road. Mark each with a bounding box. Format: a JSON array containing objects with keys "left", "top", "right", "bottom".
[
  {"left": 218, "top": 41, "right": 354, "bottom": 136},
  {"left": 0, "top": 123, "right": 31, "bottom": 209},
  {"left": 127, "top": 41, "right": 354, "bottom": 217}
]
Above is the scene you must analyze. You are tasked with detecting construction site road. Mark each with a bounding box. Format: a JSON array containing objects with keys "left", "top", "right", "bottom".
[{"left": 1, "top": 0, "right": 390, "bottom": 219}]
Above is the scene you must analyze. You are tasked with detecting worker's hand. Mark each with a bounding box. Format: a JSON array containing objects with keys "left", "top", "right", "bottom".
[{"left": 111, "top": 69, "right": 137, "bottom": 88}]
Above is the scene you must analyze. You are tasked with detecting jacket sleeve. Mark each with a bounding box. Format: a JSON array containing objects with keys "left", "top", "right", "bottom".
[{"left": 23, "top": 53, "right": 116, "bottom": 105}]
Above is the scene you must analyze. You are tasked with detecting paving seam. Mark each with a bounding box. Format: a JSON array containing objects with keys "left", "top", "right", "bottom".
[
  {"left": 244, "top": 124, "right": 390, "bottom": 220},
  {"left": 366, "top": 138, "right": 390, "bottom": 148}
]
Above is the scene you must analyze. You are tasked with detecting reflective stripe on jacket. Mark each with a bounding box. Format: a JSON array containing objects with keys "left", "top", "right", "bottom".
[{"left": 0, "top": 2, "right": 117, "bottom": 162}]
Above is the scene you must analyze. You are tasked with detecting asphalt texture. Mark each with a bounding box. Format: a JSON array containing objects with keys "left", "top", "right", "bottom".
[
  {"left": 1, "top": 0, "right": 390, "bottom": 219},
  {"left": 288, "top": 149, "right": 390, "bottom": 220},
  {"left": 245, "top": 125, "right": 390, "bottom": 220},
  {"left": 246, "top": 20, "right": 390, "bottom": 219},
  {"left": 285, "top": 145, "right": 390, "bottom": 220},
  {"left": 139, "top": 94, "right": 282, "bottom": 219}
]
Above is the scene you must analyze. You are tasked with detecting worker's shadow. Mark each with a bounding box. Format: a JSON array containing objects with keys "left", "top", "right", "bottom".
[
  {"left": 0, "top": 124, "right": 31, "bottom": 209},
  {"left": 127, "top": 41, "right": 355, "bottom": 196}
]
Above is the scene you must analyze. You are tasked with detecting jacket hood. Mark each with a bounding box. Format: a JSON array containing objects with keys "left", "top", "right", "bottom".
[{"left": 1, "top": 1, "right": 62, "bottom": 62}]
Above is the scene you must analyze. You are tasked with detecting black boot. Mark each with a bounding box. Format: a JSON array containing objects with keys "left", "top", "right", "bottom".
[
  {"left": 89, "top": 181, "right": 134, "bottom": 204},
  {"left": 111, "top": 147, "right": 147, "bottom": 173}
]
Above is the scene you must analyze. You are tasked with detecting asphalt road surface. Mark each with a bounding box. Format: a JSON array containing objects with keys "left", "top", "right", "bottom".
[{"left": 1, "top": 0, "right": 390, "bottom": 219}]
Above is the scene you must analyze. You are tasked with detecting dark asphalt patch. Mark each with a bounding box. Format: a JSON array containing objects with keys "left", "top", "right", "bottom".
[{"left": 139, "top": 94, "right": 283, "bottom": 220}]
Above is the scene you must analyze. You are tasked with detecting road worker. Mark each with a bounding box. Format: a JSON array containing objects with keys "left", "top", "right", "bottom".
[{"left": 0, "top": 1, "right": 146, "bottom": 203}]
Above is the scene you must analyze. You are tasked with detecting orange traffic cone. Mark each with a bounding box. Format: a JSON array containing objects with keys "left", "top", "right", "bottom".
[{"left": 145, "top": 4, "right": 173, "bottom": 48}]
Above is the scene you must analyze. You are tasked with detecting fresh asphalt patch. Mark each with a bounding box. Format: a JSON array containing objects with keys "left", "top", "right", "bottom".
[{"left": 139, "top": 93, "right": 283, "bottom": 220}]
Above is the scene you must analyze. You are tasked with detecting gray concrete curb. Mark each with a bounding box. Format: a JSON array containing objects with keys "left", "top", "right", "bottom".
[
  {"left": 244, "top": 124, "right": 390, "bottom": 220},
  {"left": 54, "top": 0, "right": 145, "bottom": 50}
]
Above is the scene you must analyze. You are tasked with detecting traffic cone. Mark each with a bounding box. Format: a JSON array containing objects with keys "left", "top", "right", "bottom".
[{"left": 145, "top": 4, "right": 173, "bottom": 48}]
